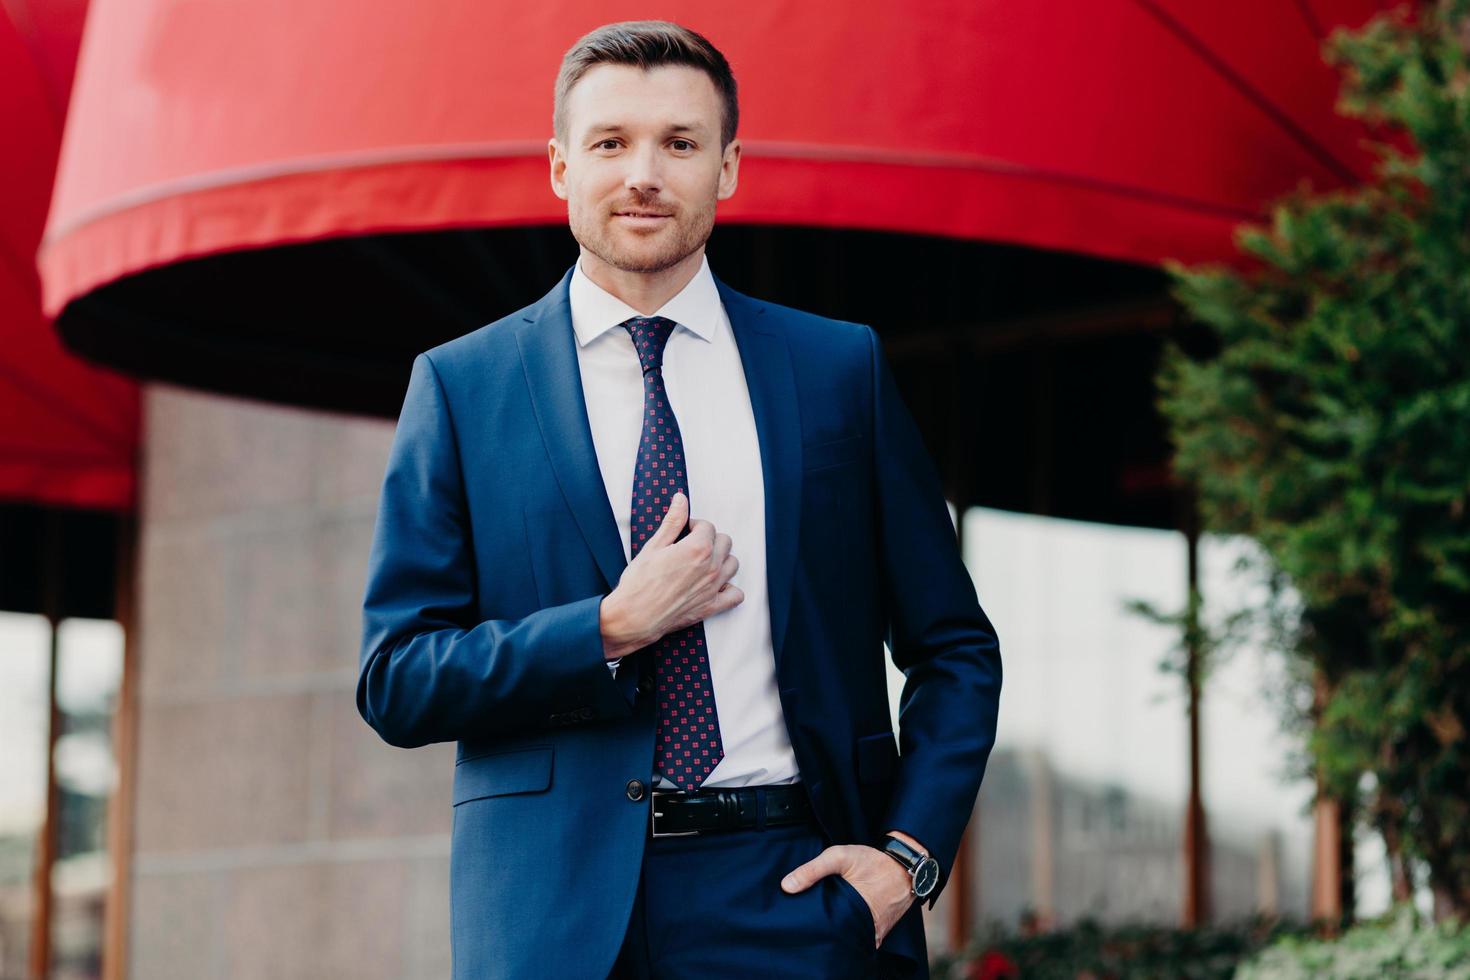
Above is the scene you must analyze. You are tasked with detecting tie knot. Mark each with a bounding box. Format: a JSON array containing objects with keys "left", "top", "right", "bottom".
[{"left": 621, "top": 315, "right": 678, "bottom": 373}]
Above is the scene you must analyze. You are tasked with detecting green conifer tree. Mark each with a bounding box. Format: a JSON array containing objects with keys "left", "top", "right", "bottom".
[{"left": 1156, "top": 0, "right": 1470, "bottom": 918}]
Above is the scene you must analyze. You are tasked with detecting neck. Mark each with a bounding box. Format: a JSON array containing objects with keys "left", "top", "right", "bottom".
[{"left": 578, "top": 248, "right": 704, "bottom": 315}]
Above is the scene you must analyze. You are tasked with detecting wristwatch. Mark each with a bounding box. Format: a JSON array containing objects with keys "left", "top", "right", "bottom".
[{"left": 877, "top": 834, "right": 940, "bottom": 900}]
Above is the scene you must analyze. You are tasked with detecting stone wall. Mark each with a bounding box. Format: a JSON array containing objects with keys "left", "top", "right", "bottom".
[{"left": 128, "top": 384, "right": 452, "bottom": 980}]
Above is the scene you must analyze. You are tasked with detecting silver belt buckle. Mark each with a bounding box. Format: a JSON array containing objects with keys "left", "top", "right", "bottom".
[{"left": 649, "top": 788, "right": 700, "bottom": 838}]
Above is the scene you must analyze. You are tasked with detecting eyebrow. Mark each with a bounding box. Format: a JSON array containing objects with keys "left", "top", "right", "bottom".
[{"left": 585, "top": 122, "right": 705, "bottom": 136}]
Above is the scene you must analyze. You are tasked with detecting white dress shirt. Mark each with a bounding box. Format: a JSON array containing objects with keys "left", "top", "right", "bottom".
[{"left": 568, "top": 252, "right": 801, "bottom": 790}]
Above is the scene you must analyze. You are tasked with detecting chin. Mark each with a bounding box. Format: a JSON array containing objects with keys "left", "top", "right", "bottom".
[
  {"left": 613, "top": 255, "right": 680, "bottom": 274},
  {"left": 605, "top": 242, "right": 687, "bottom": 274}
]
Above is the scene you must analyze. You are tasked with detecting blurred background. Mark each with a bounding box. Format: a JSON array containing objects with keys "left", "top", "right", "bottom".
[{"left": 5, "top": 0, "right": 1467, "bottom": 977}]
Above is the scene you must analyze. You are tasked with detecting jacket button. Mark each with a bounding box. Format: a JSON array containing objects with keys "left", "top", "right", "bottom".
[
  {"left": 625, "top": 779, "right": 646, "bottom": 802},
  {"left": 637, "top": 675, "right": 654, "bottom": 696}
]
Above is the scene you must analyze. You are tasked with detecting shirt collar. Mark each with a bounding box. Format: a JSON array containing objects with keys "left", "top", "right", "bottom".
[{"left": 569, "top": 252, "right": 721, "bottom": 347}]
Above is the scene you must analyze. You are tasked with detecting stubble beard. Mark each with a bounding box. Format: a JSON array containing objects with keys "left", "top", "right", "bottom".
[{"left": 569, "top": 195, "right": 716, "bottom": 275}]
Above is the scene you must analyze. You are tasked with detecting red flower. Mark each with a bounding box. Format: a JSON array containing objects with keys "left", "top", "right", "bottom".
[{"left": 968, "top": 950, "right": 1019, "bottom": 980}]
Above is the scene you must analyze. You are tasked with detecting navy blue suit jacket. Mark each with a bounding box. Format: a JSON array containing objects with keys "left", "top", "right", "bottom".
[{"left": 357, "top": 264, "right": 1002, "bottom": 978}]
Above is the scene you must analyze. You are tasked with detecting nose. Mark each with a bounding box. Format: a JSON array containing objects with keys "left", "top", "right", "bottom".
[{"left": 623, "top": 141, "right": 662, "bottom": 196}]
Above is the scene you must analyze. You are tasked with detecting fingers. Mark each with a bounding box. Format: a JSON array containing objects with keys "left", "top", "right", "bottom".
[
  {"left": 685, "top": 518, "right": 717, "bottom": 551},
  {"left": 711, "top": 531, "right": 733, "bottom": 565},
  {"left": 713, "top": 548, "right": 743, "bottom": 606},
  {"left": 712, "top": 584, "right": 744, "bottom": 613},
  {"left": 652, "top": 491, "right": 689, "bottom": 543},
  {"left": 653, "top": 496, "right": 744, "bottom": 615},
  {"left": 717, "top": 550, "right": 738, "bottom": 583},
  {"left": 780, "top": 846, "right": 855, "bottom": 893}
]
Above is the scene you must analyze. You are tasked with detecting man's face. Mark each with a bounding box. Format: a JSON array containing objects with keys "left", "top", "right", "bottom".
[{"left": 550, "top": 63, "right": 740, "bottom": 274}]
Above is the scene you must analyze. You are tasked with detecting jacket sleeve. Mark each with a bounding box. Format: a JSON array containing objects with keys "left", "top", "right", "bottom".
[
  {"left": 357, "top": 352, "right": 634, "bottom": 748},
  {"left": 863, "top": 325, "right": 1003, "bottom": 910}
]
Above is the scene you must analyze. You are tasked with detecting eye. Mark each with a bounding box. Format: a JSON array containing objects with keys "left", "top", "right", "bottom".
[
  {"left": 671, "top": 139, "right": 694, "bottom": 151},
  {"left": 595, "top": 139, "right": 621, "bottom": 150}
]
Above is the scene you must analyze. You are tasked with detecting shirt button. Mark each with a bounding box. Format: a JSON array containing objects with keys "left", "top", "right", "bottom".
[
  {"left": 626, "top": 779, "right": 646, "bottom": 802},
  {"left": 637, "top": 675, "right": 654, "bottom": 696}
]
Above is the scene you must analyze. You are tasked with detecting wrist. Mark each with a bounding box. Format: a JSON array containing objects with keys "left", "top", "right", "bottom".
[
  {"left": 877, "top": 831, "right": 940, "bottom": 903},
  {"left": 598, "top": 592, "right": 645, "bottom": 660},
  {"left": 883, "top": 829, "right": 928, "bottom": 856}
]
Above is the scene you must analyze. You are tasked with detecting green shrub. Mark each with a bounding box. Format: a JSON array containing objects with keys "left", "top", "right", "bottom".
[{"left": 1234, "top": 906, "right": 1470, "bottom": 979}]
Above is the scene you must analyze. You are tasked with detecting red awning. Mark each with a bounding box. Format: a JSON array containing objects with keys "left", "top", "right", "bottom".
[
  {"left": 3, "top": 0, "right": 138, "bottom": 511},
  {"left": 39, "top": 0, "right": 1402, "bottom": 318},
  {"left": 15, "top": 0, "right": 1414, "bottom": 509}
]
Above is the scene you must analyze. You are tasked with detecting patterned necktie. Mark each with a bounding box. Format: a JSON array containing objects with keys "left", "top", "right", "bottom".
[{"left": 622, "top": 315, "right": 724, "bottom": 792}]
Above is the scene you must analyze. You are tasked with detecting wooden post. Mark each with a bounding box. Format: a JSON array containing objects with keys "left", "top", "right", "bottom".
[
  {"left": 1308, "top": 671, "right": 1353, "bottom": 931},
  {"left": 1181, "top": 497, "right": 1210, "bottom": 928},
  {"left": 1029, "top": 751, "right": 1055, "bottom": 928},
  {"left": 1310, "top": 789, "right": 1343, "bottom": 926},
  {"left": 102, "top": 514, "right": 139, "bottom": 980},
  {"left": 29, "top": 510, "right": 62, "bottom": 980}
]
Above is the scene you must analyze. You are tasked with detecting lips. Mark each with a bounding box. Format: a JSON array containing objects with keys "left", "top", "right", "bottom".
[{"left": 615, "top": 210, "right": 672, "bottom": 218}]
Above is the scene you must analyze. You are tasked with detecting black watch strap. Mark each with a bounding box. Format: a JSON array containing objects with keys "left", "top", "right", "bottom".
[
  {"left": 877, "top": 834, "right": 941, "bottom": 907},
  {"left": 879, "top": 834, "right": 925, "bottom": 868}
]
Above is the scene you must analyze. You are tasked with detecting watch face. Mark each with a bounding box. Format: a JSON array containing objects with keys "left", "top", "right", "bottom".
[{"left": 913, "top": 857, "right": 940, "bottom": 897}]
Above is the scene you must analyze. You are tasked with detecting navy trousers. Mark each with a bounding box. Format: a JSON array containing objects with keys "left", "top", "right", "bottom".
[{"left": 608, "top": 817, "right": 885, "bottom": 979}]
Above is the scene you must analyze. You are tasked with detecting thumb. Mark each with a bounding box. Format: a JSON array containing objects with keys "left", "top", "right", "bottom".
[
  {"left": 652, "top": 490, "right": 689, "bottom": 543},
  {"left": 781, "top": 846, "right": 848, "bottom": 894}
]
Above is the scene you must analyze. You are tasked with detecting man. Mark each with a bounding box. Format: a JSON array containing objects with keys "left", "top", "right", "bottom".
[{"left": 358, "top": 19, "right": 1001, "bottom": 980}]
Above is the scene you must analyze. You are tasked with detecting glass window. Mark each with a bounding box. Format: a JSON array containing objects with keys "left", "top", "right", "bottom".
[
  {"left": 0, "top": 614, "right": 124, "bottom": 980},
  {"left": 894, "top": 506, "right": 1323, "bottom": 929},
  {"left": 50, "top": 619, "right": 124, "bottom": 980},
  {"left": 0, "top": 613, "right": 52, "bottom": 980}
]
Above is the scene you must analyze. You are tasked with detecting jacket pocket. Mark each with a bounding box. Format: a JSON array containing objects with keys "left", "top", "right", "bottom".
[{"left": 452, "top": 745, "right": 554, "bottom": 805}]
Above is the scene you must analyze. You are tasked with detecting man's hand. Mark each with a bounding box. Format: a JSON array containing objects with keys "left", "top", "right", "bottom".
[
  {"left": 779, "top": 830, "right": 928, "bottom": 947},
  {"left": 599, "top": 490, "right": 744, "bottom": 660}
]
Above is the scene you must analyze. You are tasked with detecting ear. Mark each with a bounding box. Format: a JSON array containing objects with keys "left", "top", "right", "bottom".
[
  {"left": 717, "top": 137, "right": 740, "bottom": 201},
  {"left": 548, "top": 138, "right": 568, "bottom": 201}
]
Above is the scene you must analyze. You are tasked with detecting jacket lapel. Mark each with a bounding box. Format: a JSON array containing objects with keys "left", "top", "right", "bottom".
[
  {"left": 513, "top": 267, "right": 629, "bottom": 596},
  {"left": 513, "top": 263, "right": 803, "bottom": 674},
  {"left": 714, "top": 276, "right": 802, "bottom": 674}
]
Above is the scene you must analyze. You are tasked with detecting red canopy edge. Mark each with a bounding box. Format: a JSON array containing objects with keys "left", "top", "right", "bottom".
[
  {"left": 38, "top": 148, "right": 1267, "bottom": 317},
  {"left": 0, "top": 458, "right": 137, "bottom": 510},
  {"left": 3, "top": 0, "right": 139, "bottom": 513}
]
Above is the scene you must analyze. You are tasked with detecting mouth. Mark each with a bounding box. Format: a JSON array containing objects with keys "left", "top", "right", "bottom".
[{"left": 613, "top": 210, "right": 673, "bottom": 226}]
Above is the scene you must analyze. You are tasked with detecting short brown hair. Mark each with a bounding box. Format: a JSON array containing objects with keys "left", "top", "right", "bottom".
[{"left": 554, "top": 20, "right": 739, "bottom": 150}]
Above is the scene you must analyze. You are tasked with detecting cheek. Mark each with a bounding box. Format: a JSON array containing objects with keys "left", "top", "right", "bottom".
[
  {"left": 565, "top": 169, "right": 619, "bottom": 208},
  {"left": 685, "top": 166, "right": 724, "bottom": 202}
]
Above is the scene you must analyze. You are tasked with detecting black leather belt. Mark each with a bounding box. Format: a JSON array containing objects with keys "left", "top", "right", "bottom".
[{"left": 648, "top": 783, "right": 814, "bottom": 838}]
